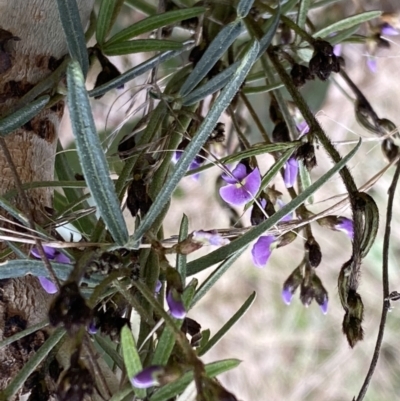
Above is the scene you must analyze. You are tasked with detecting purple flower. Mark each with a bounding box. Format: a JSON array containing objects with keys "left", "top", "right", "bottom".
[
  {"left": 381, "top": 23, "right": 399, "bottom": 36},
  {"left": 219, "top": 163, "right": 261, "bottom": 207},
  {"left": 131, "top": 366, "right": 164, "bottom": 389},
  {"left": 283, "top": 157, "right": 299, "bottom": 188},
  {"left": 172, "top": 151, "right": 203, "bottom": 180},
  {"left": 333, "top": 43, "right": 342, "bottom": 57},
  {"left": 281, "top": 288, "right": 293, "bottom": 305},
  {"left": 251, "top": 235, "right": 276, "bottom": 268},
  {"left": 87, "top": 320, "right": 98, "bottom": 335},
  {"left": 192, "top": 230, "right": 230, "bottom": 246},
  {"left": 167, "top": 288, "right": 186, "bottom": 319},
  {"left": 38, "top": 276, "right": 58, "bottom": 294},
  {"left": 319, "top": 298, "right": 329, "bottom": 315},
  {"left": 334, "top": 217, "right": 354, "bottom": 240},
  {"left": 31, "top": 245, "right": 71, "bottom": 264},
  {"left": 155, "top": 280, "right": 162, "bottom": 294}
]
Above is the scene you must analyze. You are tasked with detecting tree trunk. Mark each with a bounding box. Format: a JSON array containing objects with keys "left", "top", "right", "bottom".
[{"left": 0, "top": 1, "right": 94, "bottom": 398}]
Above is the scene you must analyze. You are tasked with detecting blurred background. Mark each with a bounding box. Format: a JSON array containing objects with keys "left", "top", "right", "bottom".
[{"left": 61, "top": 0, "right": 400, "bottom": 399}]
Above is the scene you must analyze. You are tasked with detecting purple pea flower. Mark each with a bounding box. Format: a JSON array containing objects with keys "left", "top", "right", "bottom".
[
  {"left": 281, "top": 287, "right": 293, "bottom": 305},
  {"left": 172, "top": 150, "right": 203, "bottom": 180},
  {"left": 155, "top": 280, "right": 162, "bottom": 294},
  {"left": 31, "top": 245, "right": 70, "bottom": 294},
  {"left": 366, "top": 56, "right": 377, "bottom": 73},
  {"left": 381, "top": 23, "right": 399, "bottom": 36},
  {"left": 319, "top": 297, "right": 329, "bottom": 315},
  {"left": 131, "top": 365, "right": 164, "bottom": 389},
  {"left": 166, "top": 288, "right": 186, "bottom": 319},
  {"left": 334, "top": 217, "right": 354, "bottom": 240},
  {"left": 219, "top": 163, "right": 261, "bottom": 207},
  {"left": 284, "top": 157, "right": 299, "bottom": 188},
  {"left": 251, "top": 235, "right": 276, "bottom": 269}
]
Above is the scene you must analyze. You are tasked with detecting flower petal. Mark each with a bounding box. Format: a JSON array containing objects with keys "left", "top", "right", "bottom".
[
  {"left": 219, "top": 184, "right": 253, "bottom": 207},
  {"left": 167, "top": 289, "right": 186, "bottom": 319},
  {"left": 31, "top": 245, "right": 57, "bottom": 260},
  {"left": 367, "top": 57, "right": 377, "bottom": 73},
  {"left": 242, "top": 168, "right": 261, "bottom": 196},
  {"left": 381, "top": 23, "right": 399, "bottom": 36},
  {"left": 131, "top": 366, "right": 164, "bottom": 389},
  {"left": 281, "top": 288, "right": 293, "bottom": 305},
  {"left": 284, "top": 157, "right": 299, "bottom": 188},
  {"left": 251, "top": 236, "right": 275, "bottom": 268},
  {"left": 54, "top": 252, "right": 71, "bottom": 264},
  {"left": 38, "top": 276, "right": 58, "bottom": 294},
  {"left": 221, "top": 163, "right": 247, "bottom": 184},
  {"left": 192, "top": 230, "right": 230, "bottom": 246},
  {"left": 335, "top": 217, "right": 354, "bottom": 240}
]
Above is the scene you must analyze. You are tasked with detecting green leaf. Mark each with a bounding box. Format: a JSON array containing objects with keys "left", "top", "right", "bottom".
[
  {"left": 198, "top": 292, "right": 256, "bottom": 356},
  {"left": 0, "top": 196, "right": 30, "bottom": 227},
  {"left": 124, "top": 0, "right": 157, "bottom": 16},
  {"left": 103, "top": 39, "right": 183, "bottom": 56},
  {"left": 313, "top": 10, "right": 382, "bottom": 38},
  {"left": 0, "top": 320, "right": 49, "bottom": 350},
  {"left": 96, "top": 0, "right": 117, "bottom": 45},
  {"left": 89, "top": 41, "right": 194, "bottom": 98},
  {"left": 299, "top": 160, "right": 314, "bottom": 204},
  {"left": 237, "top": 0, "right": 255, "bottom": 18},
  {"left": 94, "top": 334, "right": 125, "bottom": 370},
  {"left": 109, "top": 385, "right": 134, "bottom": 401},
  {"left": 176, "top": 214, "right": 189, "bottom": 283},
  {"left": 257, "top": 3, "right": 280, "bottom": 56},
  {"left": 67, "top": 60, "right": 128, "bottom": 246},
  {"left": 121, "top": 325, "right": 146, "bottom": 398},
  {"left": 181, "top": 61, "right": 240, "bottom": 106},
  {"left": 149, "top": 359, "right": 241, "bottom": 401},
  {"left": 297, "top": 0, "right": 311, "bottom": 30},
  {"left": 106, "top": 7, "right": 205, "bottom": 45},
  {"left": 187, "top": 139, "right": 362, "bottom": 276},
  {"left": 56, "top": 0, "right": 89, "bottom": 76},
  {"left": 0, "top": 328, "right": 65, "bottom": 400},
  {"left": 0, "top": 95, "right": 49, "bottom": 137},
  {"left": 130, "top": 40, "right": 260, "bottom": 248},
  {"left": 191, "top": 249, "right": 247, "bottom": 307},
  {"left": 243, "top": 81, "right": 284, "bottom": 95},
  {"left": 179, "top": 20, "right": 244, "bottom": 97}
]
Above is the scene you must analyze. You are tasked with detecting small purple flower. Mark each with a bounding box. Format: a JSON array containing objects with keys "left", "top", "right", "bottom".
[
  {"left": 281, "top": 288, "right": 293, "bottom": 305},
  {"left": 334, "top": 217, "right": 354, "bottom": 240},
  {"left": 381, "top": 23, "right": 399, "bottom": 36},
  {"left": 87, "top": 320, "right": 98, "bottom": 335},
  {"left": 284, "top": 157, "right": 299, "bottom": 188},
  {"left": 131, "top": 365, "right": 164, "bottom": 389},
  {"left": 276, "top": 199, "right": 293, "bottom": 222},
  {"left": 31, "top": 245, "right": 71, "bottom": 264},
  {"left": 38, "top": 276, "right": 58, "bottom": 294},
  {"left": 192, "top": 230, "right": 230, "bottom": 246},
  {"left": 219, "top": 163, "right": 261, "bottom": 207},
  {"left": 155, "top": 280, "right": 162, "bottom": 294},
  {"left": 167, "top": 288, "right": 186, "bottom": 319},
  {"left": 333, "top": 43, "right": 342, "bottom": 57},
  {"left": 319, "top": 298, "right": 329, "bottom": 315},
  {"left": 172, "top": 151, "right": 203, "bottom": 180},
  {"left": 251, "top": 235, "right": 276, "bottom": 268}
]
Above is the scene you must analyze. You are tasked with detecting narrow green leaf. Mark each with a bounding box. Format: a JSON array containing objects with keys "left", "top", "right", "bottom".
[
  {"left": 313, "top": 10, "right": 382, "bottom": 38},
  {"left": 94, "top": 334, "right": 125, "bottom": 370},
  {"left": 96, "top": 0, "right": 117, "bottom": 45},
  {"left": 106, "top": 7, "right": 205, "bottom": 45},
  {"left": 0, "top": 260, "right": 102, "bottom": 285},
  {"left": 179, "top": 20, "right": 244, "bottom": 97},
  {"left": 0, "top": 196, "right": 30, "bottom": 227},
  {"left": 257, "top": 3, "right": 280, "bottom": 56},
  {"left": 0, "top": 320, "right": 49, "bottom": 350},
  {"left": 176, "top": 214, "right": 189, "bottom": 283},
  {"left": 237, "top": 0, "right": 255, "bottom": 18},
  {"left": 67, "top": 60, "right": 128, "bottom": 246},
  {"left": 0, "top": 328, "right": 65, "bottom": 400},
  {"left": 187, "top": 139, "right": 362, "bottom": 276},
  {"left": 109, "top": 385, "right": 134, "bottom": 401},
  {"left": 0, "top": 95, "right": 49, "bottom": 137},
  {"left": 149, "top": 359, "right": 241, "bottom": 401},
  {"left": 243, "top": 81, "right": 283, "bottom": 94},
  {"left": 191, "top": 249, "right": 246, "bottom": 307},
  {"left": 103, "top": 39, "right": 183, "bottom": 56},
  {"left": 130, "top": 40, "right": 260, "bottom": 248},
  {"left": 198, "top": 292, "right": 256, "bottom": 356},
  {"left": 297, "top": 0, "right": 311, "bottom": 30},
  {"left": 121, "top": 325, "right": 146, "bottom": 398},
  {"left": 89, "top": 41, "right": 194, "bottom": 98},
  {"left": 359, "top": 193, "right": 379, "bottom": 258},
  {"left": 182, "top": 61, "right": 240, "bottom": 106},
  {"left": 329, "top": 24, "right": 361, "bottom": 45},
  {"left": 56, "top": 0, "right": 89, "bottom": 76},
  {"left": 299, "top": 160, "right": 314, "bottom": 204}
]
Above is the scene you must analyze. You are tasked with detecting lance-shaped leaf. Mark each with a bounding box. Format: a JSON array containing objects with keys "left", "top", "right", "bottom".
[
  {"left": 103, "top": 39, "right": 183, "bottom": 56},
  {"left": 56, "top": 0, "right": 89, "bottom": 76},
  {"left": 106, "top": 7, "right": 205, "bottom": 45},
  {"left": 130, "top": 40, "right": 260, "bottom": 248},
  {"left": 237, "top": 0, "right": 255, "bottom": 18},
  {"left": 179, "top": 20, "right": 244, "bottom": 97},
  {"left": 187, "top": 139, "right": 362, "bottom": 276},
  {"left": 89, "top": 41, "right": 194, "bottom": 98},
  {"left": 297, "top": 0, "right": 311, "bottom": 30},
  {"left": 0, "top": 95, "right": 49, "bottom": 137},
  {"left": 96, "top": 0, "right": 118, "bottom": 45},
  {"left": 67, "top": 60, "right": 128, "bottom": 246},
  {"left": 313, "top": 10, "right": 382, "bottom": 38},
  {"left": 182, "top": 61, "right": 240, "bottom": 106},
  {"left": 257, "top": 3, "right": 280, "bottom": 56}
]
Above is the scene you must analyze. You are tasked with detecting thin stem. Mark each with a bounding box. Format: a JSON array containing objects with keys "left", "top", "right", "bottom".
[
  {"left": 0, "top": 138, "right": 60, "bottom": 289},
  {"left": 355, "top": 160, "right": 400, "bottom": 401}
]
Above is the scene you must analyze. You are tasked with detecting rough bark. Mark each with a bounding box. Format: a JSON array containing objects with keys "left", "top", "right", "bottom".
[{"left": 0, "top": 1, "right": 94, "bottom": 398}]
